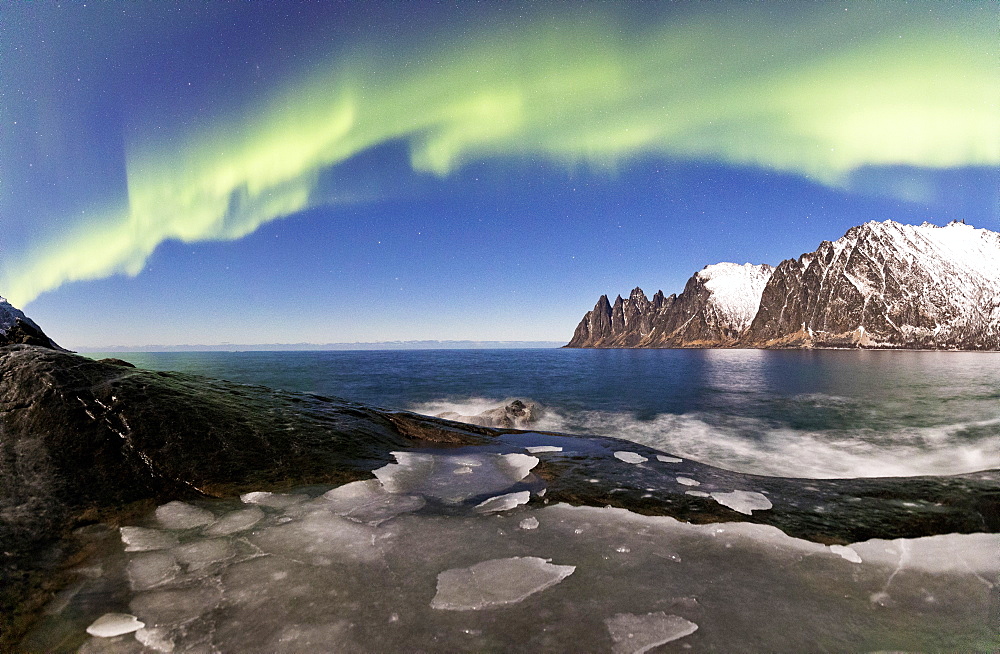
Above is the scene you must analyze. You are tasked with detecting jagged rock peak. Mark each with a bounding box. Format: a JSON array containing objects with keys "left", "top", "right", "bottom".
[
  {"left": 0, "top": 296, "right": 62, "bottom": 349},
  {"left": 566, "top": 262, "right": 773, "bottom": 348}
]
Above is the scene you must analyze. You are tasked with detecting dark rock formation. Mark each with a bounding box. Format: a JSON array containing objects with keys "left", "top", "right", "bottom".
[
  {"left": 0, "top": 297, "right": 62, "bottom": 349},
  {"left": 567, "top": 263, "right": 773, "bottom": 347},
  {"left": 437, "top": 399, "right": 546, "bottom": 429},
  {"left": 1, "top": 345, "right": 998, "bottom": 645},
  {"left": 568, "top": 221, "right": 1000, "bottom": 350}
]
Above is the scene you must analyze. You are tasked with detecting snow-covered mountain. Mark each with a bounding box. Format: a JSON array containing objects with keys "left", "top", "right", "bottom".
[
  {"left": 0, "top": 296, "right": 61, "bottom": 349},
  {"left": 567, "top": 220, "right": 1000, "bottom": 350},
  {"left": 566, "top": 263, "right": 774, "bottom": 347},
  {"left": 745, "top": 220, "right": 1000, "bottom": 349}
]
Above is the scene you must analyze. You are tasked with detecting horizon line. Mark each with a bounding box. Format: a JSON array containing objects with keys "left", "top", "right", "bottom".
[{"left": 74, "top": 340, "right": 567, "bottom": 353}]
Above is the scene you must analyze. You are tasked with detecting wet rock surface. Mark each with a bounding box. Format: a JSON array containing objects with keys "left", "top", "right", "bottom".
[{"left": 1, "top": 345, "right": 998, "bottom": 647}]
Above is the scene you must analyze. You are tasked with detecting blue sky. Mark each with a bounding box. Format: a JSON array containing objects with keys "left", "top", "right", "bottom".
[{"left": 2, "top": 1, "right": 997, "bottom": 347}]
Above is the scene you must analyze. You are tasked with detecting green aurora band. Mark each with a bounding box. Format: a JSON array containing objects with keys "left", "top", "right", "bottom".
[{"left": 5, "top": 4, "right": 998, "bottom": 306}]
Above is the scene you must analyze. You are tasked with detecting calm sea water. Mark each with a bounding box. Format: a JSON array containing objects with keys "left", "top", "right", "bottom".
[{"left": 87, "top": 349, "right": 1000, "bottom": 479}]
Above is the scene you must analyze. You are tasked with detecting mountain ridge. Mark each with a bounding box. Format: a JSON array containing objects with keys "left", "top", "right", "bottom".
[{"left": 567, "top": 220, "right": 1000, "bottom": 350}]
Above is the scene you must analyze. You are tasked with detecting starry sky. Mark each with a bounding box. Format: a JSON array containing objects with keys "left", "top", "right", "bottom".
[{"left": 2, "top": 1, "right": 997, "bottom": 348}]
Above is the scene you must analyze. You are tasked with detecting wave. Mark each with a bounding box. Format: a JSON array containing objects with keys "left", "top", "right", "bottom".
[{"left": 409, "top": 398, "right": 1000, "bottom": 479}]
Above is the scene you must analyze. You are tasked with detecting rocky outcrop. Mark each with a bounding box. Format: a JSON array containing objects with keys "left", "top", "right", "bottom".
[
  {"left": 568, "top": 221, "right": 1000, "bottom": 350},
  {"left": 0, "top": 297, "right": 62, "bottom": 349},
  {"left": 567, "top": 263, "right": 774, "bottom": 347},
  {"left": 1, "top": 345, "right": 998, "bottom": 646},
  {"left": 437, "top": 399, "right": 545, "bottom": 429}
]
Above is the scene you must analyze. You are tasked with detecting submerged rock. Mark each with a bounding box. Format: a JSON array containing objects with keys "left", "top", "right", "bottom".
[{"left": 437, "top": 398, "right": 545, "bottom": 428}]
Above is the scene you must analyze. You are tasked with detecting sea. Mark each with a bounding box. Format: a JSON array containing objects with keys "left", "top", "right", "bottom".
[{"left": 87, "top": 348, "right": 1000, "bottom": 480}]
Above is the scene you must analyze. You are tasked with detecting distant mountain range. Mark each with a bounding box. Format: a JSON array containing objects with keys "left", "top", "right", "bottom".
[{"left": 568, "top": 220, "right": 1000, "bottom": 350}]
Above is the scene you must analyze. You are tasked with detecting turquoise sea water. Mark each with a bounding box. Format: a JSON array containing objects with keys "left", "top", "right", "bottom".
[{"left": 89, "top": 349, "right": 1000, "bottom": 479}]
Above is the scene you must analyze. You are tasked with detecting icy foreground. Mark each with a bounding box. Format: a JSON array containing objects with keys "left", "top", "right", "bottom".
[{"left": 27, "top": 450, "right": 1000, "bottom": 653}]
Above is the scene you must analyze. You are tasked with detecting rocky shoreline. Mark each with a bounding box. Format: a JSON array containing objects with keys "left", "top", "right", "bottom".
[{"left": 2, "top": 344, "right": 999, "bottom": 647}]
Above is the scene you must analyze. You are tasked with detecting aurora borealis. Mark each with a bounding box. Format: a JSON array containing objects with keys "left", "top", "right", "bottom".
[{"left": 2, "top": 2, "right": 997, "bottom": 347}]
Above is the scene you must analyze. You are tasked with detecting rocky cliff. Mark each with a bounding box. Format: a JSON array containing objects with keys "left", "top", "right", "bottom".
[
  {"left": 568, "top": 220, "right": 1000, "bottom": 350},
  {"left": 0, "top": 297, "right": 62, "bottom": 349}
]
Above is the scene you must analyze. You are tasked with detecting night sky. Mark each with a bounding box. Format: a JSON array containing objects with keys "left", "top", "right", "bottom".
[{"left": 2, "top": 1, "right": 997, "bottom": 348}]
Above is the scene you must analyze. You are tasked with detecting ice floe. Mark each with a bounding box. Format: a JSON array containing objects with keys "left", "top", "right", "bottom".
[
  {"left": 710, "top": 490, "right": 772, "bottom": 515},
  {"left": 202, "top": 506, "right": 264, "bottom": 536},
  {"left": 519, "top": 516, "right": 540, "bottom": 530},
  {"left": 525, "top": 445, "right": 563, "bottom": 454},
  {"left": 318, "top": 479, "right": 425, "bottom": 525},
  {"left": 373, "top": 451, "right": 538, "bottom": 503},
  {"left": 614, "top": 451, "right": 648, "bottom": 464},
  {"left": 430, "top": 557, "right": 576, "bottom": 610},
  {"left": 655, "top": 455, "right": 683, "bottom": 463},
  {"left": 676, "top": 477, "right": 700, "bottom": 486},
  {"left": 605, "top": 611, "right": 698, "bottom": 653},
  {"left": 120, "top": 527, "right": 178, "bottom": 552},
  {"left": 154, "top": 501, "right": 214, "bottom": 530},
  {"left": 474, "top": 490, "right": 531, "bottom": 513},
  {"left": 85, "top": 613, "right": 144, "bottom": 637},
  {"left": 240, "top": 491, "right": 308, "bottom": 509}
]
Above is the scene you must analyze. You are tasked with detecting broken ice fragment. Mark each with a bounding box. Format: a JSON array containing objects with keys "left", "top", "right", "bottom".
[
  {"left": 685, "top": 490, "right": 711, "bottom": 498},
  {"left": 373, "top": 452, "right": 538, "bottom": 504},
  {"left": 614, "top": 451, "right": 648, "bottom": 464},
  {"left": 250, "top": 510, "right": 384, "bottom": 564},
  {"left": 126, "top": 551, "right": 179, "bottom": 591},
  {"left": 676, "top": 477, "right": 700, "bottom": 487},
  {"left": 319, "top": 479, "right": 425, "bottom": 525},
  {"left": 240, "top": 491, "right": 308, "bottom": 509},
  {"left": 135, "top": 626, "right": 175, "bottom": 652},
  {"left": 519, "top": 517, "right": 540, "bottom": 530},
  {"left": 655, "top": 455, "right": 682, "bottom": 463},
  {"left": 203, "top": 507, "right": 265, "bottom": 536},
  {"left": 605, "top": 612, "right": 698, "bottom": 654},
  {"left": 710, "top": 490, "right": 773, "bottom": 515},
  {"left": 525, "top": 445, "right": 563, "bottom": 454},
  {"left": 130, "top": 586, "right": 223, "bottom": 628},
  {"left": 85, "top": 612, "right": 145, "bottom": 637},
  {"left": 154, "top": 501, "right": 215, "bottom": 530},
  {"left": 431, "top": 557, "right": 575, "bottom": 610},
  {"left": 120, "top": 526, "right": 178, "bottom": 552},
  {"left": 172, "top": 538, "right": 233, "bottom": 570},
  {"left": 474, "top": 491, "right": 530, "bottom": 514},
  {"left": 829, "top": 544, "right": 863, "bottom": 563}
]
